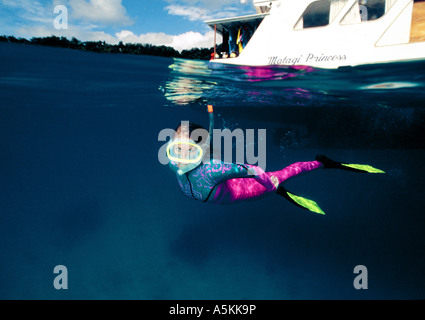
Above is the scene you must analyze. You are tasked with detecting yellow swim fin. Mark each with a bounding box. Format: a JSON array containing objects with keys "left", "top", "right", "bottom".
[
  {"left": 277, "top": 186, "right": 325, "bottom": 215},
  {"left": 341, "top": 163, "right": 385, "bottom": 174}
]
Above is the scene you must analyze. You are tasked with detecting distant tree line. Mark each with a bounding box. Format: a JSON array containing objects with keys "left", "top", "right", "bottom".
[{"left": 0, "top": 35, "right": 218, "bottom": 60}]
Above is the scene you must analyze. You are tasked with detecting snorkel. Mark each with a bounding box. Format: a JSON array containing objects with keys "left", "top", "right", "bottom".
[{"left": 167, "top": 105, "right": 214, "bottom": 175}]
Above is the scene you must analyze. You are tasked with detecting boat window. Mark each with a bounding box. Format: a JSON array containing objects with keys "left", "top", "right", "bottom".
[
  {"left": 294, "top": 0, "right": 349, "bottom": 30},
  {"left": 340, "top": 0, "right": 396, "bottom": 25},
  {"left": 254, "top": 0, "right": 276, "bottom": 14},
  {"left": 295, "top": 0, "right": 332, "bottom": 29}
]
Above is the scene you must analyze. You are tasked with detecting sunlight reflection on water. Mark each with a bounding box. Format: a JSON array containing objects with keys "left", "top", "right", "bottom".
[{"left": 161, "top": 58, "right": 425, "bottom": 108}]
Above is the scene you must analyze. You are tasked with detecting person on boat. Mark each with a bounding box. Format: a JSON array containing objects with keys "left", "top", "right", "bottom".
[
  {"left": 228, "top": 28, "right": 238, "bottom": 58},
  {"left": 236, "top": 26, "right": 250, "bottom": 53},
  {"left": 166, "top": 106, "right": 385, "bottom": 214}
]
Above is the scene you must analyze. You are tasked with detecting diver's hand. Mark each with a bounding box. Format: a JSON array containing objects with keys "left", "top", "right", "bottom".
[
  {"left": 271, "top": 176, "right": 279, "bottom": 189},
  {"left": 247, "top": 167, "right": 257, "bottom": 176}
]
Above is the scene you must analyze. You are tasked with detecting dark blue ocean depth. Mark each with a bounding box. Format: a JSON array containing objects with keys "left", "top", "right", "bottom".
[{"left": 0, "top": 42, "right": 424, "bottom": 299}]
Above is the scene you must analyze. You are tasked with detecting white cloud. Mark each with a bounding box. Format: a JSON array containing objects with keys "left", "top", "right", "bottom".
[
  {"left": 115, "top": 29, "right": 221, "bottom": 52},
  {"left": 165, "top": 5, "right": 210, "bottom": 21},
  {"left": 69, "top": 0, "right": 133, "bottom": 26},
  {"left": 1, "top": 0, "right": 52, "bottom": 23},
  {"left": 172, "top": 30, "right": 220, "bottom": 51},
  {"left": 1, "top": 0, "right": 133, "bottom": 28},
  {"left": 116, "top": 30, "right": 173, "bottom": 47},
  {"left": 164, "top": 0, "right": 251, "bottom": 12},
  {"left": 1, "top": 0, "right": 43, "bottom": 13},
  {"left": 164, "top": 1, "right": 254, "bottom": 22},
  {"left": 16, "top": 23, "right": 120, "bottom": 44}
]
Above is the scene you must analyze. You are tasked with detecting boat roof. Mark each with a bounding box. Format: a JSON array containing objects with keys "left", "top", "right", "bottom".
[{"left": 205, "top": 12, "right": 269, "bottom": 34}]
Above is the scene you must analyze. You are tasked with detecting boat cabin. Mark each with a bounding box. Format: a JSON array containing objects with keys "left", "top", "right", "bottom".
[
  {"left": 206, "top": 0, "right": 425, "bottom": 68},
  {"left": 205, "top": 12, "right": 269, "bottom": 58}
]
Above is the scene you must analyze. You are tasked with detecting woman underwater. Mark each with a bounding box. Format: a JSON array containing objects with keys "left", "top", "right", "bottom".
[{"left": 166, "top": 106, "right": 385, "bottom": 215}]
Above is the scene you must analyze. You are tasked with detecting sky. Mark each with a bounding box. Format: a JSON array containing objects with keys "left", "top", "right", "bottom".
[{"left": 0, "top": 0, "right": 256, "bottom": 51}]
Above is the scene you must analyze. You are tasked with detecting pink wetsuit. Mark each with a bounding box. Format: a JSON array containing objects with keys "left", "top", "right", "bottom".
[{"left": 169, "top": 159, "right": 323, "bottom": 204}]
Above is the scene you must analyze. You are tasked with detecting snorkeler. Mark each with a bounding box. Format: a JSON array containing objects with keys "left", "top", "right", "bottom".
[{"left": 166, "top": 106, "right": 385, "bottom": 215}]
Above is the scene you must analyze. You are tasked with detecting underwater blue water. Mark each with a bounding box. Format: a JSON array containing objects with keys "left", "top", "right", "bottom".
[{"left": 0, "top": 42, "right": 424, "bottom": 299}]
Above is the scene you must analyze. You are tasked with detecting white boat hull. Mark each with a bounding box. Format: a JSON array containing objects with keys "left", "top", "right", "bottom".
[{"left": 208, "top": 0, "right": 425, "bottom": 70}]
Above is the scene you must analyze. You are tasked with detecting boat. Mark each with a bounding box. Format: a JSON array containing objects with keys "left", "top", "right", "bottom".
[{"left": 205, "top": 0, "right": 425, "bottom": 69}]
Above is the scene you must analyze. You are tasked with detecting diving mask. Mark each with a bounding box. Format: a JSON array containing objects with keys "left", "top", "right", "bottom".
[{"left": 166, "top": 139, "right": 204, "bottom": 164}]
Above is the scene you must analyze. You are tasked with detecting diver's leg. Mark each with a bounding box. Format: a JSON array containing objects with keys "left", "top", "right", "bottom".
[
  {"left": 210, "top": 177, "right": 269, "bottom": 204},
  {"left": 272, "top": 156, "right": 385, "bottom": 214},
  {"left": 224, "top": 160, "right": 324, "bottom": 202},
  {"left": 270, "top": 160, "right": 325, "bottom": 214},
  {"left": 267, "top": 160, "right": 323, "bottom": 185},
  {"left": 210, "top": 160, "right": 323, "bottom": 204}
]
